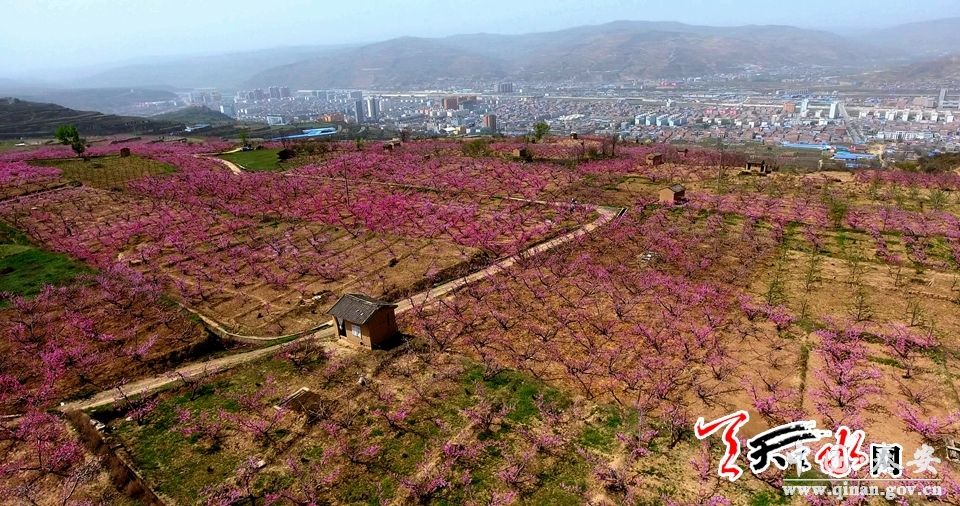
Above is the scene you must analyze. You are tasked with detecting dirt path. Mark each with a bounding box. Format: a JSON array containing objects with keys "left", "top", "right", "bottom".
[
  {"left": 56, "top": 162, "right": 624, "bottom": 413},
  {"left": 395, "top": 205, "right": 621, "bottom": 312},
  {"left": 59, "top": 328, "right": 338, "bottom": 412},
  {"left": 196, "top": 153, "right": 243, "bottom": 174},
  {"left": 214, "top": 157, "right": 244, "bottom": 175}
]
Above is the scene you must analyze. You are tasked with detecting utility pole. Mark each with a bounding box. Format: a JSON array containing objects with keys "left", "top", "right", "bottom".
[
  {"left": 342, "top": 155, "right": 350, "bottom": 207},
  {"left": 717, "top": 134, "right": 726, "bottom": 192}
]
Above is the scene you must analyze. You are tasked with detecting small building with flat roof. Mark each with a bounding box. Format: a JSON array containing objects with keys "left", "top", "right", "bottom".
[{"left": 658, "top": 184, "right": 686, "bottom": 204}]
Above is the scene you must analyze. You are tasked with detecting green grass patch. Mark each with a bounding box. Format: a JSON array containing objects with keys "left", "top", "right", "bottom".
[
  {"left": 104, "top": 356, "right": 644, "bottom": 505},
  {"left": 462, "top": 365, "right": 567, "bottom": 424},
  {"left": 28, "top": 155, "right": 176, "bottom": 189},
  {"left": 218, "top": 148, "right": 302, "bottom": 172},
  {"left": 112, "top": 401, "right": 242, "bottom": 503},
  {"left": 0, "top": 248, "right": 90, "bottom": 297},
  {"left": 104, "top": 361, "right": 299, "bottom": 504},
  {"left": 0, "top": 243, "right": 30, "bottom": 259},
  {"left": 868, "top": 355, "right": 903, "bottom": 369},
  {"left": 0, "top": 221, "right": 30, "bottom": 244},
  {"left": 578, "top": 404, "right": 632, "bottom": 451},
  {"left": 0, "top": 222, "right": 91, "bottom": 301}
]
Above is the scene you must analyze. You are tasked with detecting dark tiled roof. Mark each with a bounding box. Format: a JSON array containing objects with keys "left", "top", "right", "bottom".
[
  {"left": 327, "top": 293, "right": 397, "bottom": 325},
  {"left": 668, "top": 184, "right": 686, "bottom": 193}
]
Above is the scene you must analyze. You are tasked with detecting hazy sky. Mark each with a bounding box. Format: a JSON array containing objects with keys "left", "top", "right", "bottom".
[{"left": 2, "top": 0, "right": 957, "bottom": 76}]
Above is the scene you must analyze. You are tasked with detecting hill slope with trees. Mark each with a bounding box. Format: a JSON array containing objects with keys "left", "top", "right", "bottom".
[{"left": 0, "top": 97, "right": 180, "bottom": 139}]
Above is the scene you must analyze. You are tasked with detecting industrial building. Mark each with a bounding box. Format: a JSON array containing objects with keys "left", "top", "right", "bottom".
[{"left": 939, "top": 89, "right": 960, "bottom": 109}]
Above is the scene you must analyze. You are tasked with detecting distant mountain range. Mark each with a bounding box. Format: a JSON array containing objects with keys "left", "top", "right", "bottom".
[
  {"left": 246, "top": 21, "right": 884, "bottom": 88},
  {"left": 72, "top": 46, "right": 356, "bottom": 90},
  {"left": 0, "top": 98, "right": 181, "bottom": 140},
  {"left": 860, "top": 18, "right": 960, "bottom": 59},
  {"left": 5, "top": 18, "right": 960, "bottom": 96}
]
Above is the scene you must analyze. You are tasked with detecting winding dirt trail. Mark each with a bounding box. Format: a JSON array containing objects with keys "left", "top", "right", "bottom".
[
  {"left": 58, "top": 329, "right": 335, "bottom": 412},
  {"left": 395, "top": 204, "right": 621, "bottom": 312},
  {"left": 195, "top": 152, "right": 243, "bottom": 174},
  {"left": 57, "top": 152, "right": 626, "bottom": 414},
  {"left": 59, "top": 204, "right": 623, "bottom": 413}
]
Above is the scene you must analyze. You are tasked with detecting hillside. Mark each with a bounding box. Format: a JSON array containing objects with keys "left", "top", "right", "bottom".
[
  {"left": 18, "top": 18, "right": 960, "bottom": 91},
  {"left": 867, "top": 54, "right": 960, "bottom": 83},
  {"left": 74, "top": 46, "right": 355, "bottom": 90},
  {"left": 150, "top": 106, "right": 235, "bottom": 125},
  {"left": 445, "top": 21, "right": 876, "bottom": 77},
  {"left": 862, "top": 17, "right": 960, "bottom": 58},
  {"left": 246, "top": 37, "right": 509, "bottom": 89},
  {"left": 0, "top": 87, "right": 178, "bottom": 115},
  {"left": 0, "top": 97, "right": 180, "bottom": 139},
  {"left": 245, "top": 21, "right": 880, "bottom": 88}
]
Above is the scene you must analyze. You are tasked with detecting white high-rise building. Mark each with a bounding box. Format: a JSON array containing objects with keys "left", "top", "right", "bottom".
[
  {"left": 365, "top": 97, "right": 379, "bottom": 122},
  {"left": 828, "top": 102, "right": 839, "bottom": 120}
]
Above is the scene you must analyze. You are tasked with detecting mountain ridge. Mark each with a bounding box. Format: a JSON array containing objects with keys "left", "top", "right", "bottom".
[
  {"left": 245, "top": 21, "right": 884, "bottom": 88},
  {"left": 861, "top": 17, "right": 960, "bottom": 58},
  {"left": 867, "top": 54, "right": 960, "bottom": 83},
  {"left": 12, "top": 18, "right": 960, "bottom": 91}
]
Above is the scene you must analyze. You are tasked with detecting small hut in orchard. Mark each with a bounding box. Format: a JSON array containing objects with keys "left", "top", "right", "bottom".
[
  {"left": 746, "top": 159, "right": 771, "bottom": 174},
  {"left": 327, "top": 294, "right": 398, "bottom": 349},
  {"left": 658, "top": 184, "right": 686, "bottom": 204},
  {"left": 513, "top": 147, "right": 532, "bottom": 162},
  {"left": 646, "top": 153, "right": 664, "bottom": 166},
  {"left": 119, "top": 147, "right": 131, "bottom": 157}
]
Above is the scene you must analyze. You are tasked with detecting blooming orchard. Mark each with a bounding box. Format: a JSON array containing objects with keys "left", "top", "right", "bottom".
[{"left": 1, "top": 137, "right": 959, "bottom": 504}]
